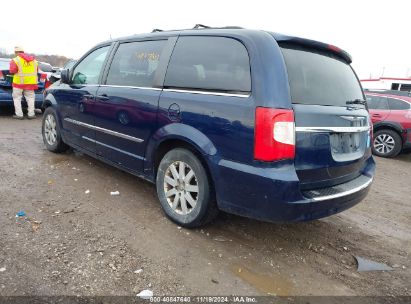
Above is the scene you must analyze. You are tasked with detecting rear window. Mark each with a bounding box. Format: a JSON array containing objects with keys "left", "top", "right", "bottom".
[
  {"left": 164, "top": 36, "right": 251, "bottom": 93},
  {"left": 280, "top": 45, "right": 364, "bottom": 107},
  {"left": 0, "top": 60, "right": 10, "bottom": 70}
]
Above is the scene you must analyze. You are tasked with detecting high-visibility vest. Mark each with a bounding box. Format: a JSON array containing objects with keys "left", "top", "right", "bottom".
[{"left": 12, "top": 56, "right": 38, "bottom": 85}]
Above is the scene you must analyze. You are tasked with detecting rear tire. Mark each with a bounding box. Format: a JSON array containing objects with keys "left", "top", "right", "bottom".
[
  {"left": 156, "top": 148, "right": 218, "bottom": 228},
  {"left": 372, "top": 129, "right": 402, "bottom": 158},
  {"left": 42, "top": 107, "right": 69, "bottom": 153}
]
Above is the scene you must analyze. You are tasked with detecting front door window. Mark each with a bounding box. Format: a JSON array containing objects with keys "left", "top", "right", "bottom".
[{"left": 72, "top": 46, "right": 110, "bottom": 85}]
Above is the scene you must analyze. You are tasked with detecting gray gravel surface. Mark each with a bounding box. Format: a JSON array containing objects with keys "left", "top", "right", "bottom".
[{"left": 0, "top": 114, "right": 410, "bottom": 297}]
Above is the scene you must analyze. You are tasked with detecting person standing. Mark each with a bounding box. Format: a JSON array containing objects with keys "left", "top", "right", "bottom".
[{"left": 9, "top": 46, "right": 39, "bottom": 119}]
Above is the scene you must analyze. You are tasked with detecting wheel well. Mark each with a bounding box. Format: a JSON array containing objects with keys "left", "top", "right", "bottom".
[
  {"left": 373, "top": 125, "right": 403, "bottom": 143},
  {"left": 42, "top": 100, "right": 52, "bottom": 110},
  {"left": 116, "top": 109, "right": 128, "bottom": 116},
  {"left": 153, "top": 139, "right": 215, "bottom": 191},
  {"left": 154, "top": 139, "right": 201, "bottom": 172}
]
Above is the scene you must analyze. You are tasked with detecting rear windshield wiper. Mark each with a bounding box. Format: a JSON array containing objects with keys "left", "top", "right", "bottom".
[{"left": 346, "top": 99, "right": 366, "bottom": 105}]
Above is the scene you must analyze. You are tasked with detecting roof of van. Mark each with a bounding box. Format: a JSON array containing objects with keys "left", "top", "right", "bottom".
[{"left": 99, "top": 27, "right": 352, "bottom": 63}]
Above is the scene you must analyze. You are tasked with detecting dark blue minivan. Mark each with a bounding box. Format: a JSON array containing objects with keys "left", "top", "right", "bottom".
[{"left": 42, "top": 26, "right": 375, "bottom": 227}]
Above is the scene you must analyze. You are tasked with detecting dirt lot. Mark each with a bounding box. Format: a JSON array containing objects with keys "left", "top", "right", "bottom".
[{"left": 0, "top": 113, "right": 410, "bottom": 299}]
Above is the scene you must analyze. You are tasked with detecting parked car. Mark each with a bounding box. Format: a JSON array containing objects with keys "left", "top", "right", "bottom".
[
  {"left": 365, "top": 90, "right": 411, "bottom": 157},
  {"left": 48, "top": 59, "right": 77, "bottom": 85},
  {"left": 39, "top": 61, "right": 55, "bottom": 81},
  {"left": 41, "top": 26, "right": 375, "bottom": 227},
  {"left": 0, "top": 58, "right": 47, "bottom": 110},
  {"left": 38, "top": 61, "right": 54, "bottom": 73}
]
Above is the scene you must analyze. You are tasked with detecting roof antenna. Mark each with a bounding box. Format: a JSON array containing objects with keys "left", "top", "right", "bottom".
[{"left": 152, "top": 29, "right": 163, "bottom": 33}]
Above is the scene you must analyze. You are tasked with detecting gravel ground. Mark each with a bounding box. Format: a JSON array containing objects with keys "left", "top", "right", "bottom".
[{"left": 0, "top": 113, "right": 410, "bottom": 299}]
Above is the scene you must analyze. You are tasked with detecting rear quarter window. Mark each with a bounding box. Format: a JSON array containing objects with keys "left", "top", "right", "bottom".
[
  {"left": 164, "top": 36, "right": 251, "bottom": 93},
  {"left": 388, "top": 98, "right": 411, "bottom": 110}
]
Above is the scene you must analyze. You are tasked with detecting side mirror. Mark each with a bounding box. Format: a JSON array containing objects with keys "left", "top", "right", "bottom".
[{"left": 60, "top": 69, "right": 70, "bottom": 84}]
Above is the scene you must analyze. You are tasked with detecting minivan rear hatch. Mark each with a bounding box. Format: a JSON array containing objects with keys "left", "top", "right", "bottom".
[{"left": 278, "top": 40, "right": 371, "bottom": 190}]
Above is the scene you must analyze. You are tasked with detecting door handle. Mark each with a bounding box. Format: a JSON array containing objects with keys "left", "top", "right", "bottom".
[
  {"left": 372, "top": 114, "right": 381, "bottom": 117},
  {"left": 96, "top": 94, "right": 110, "bottom": 101},
  {"left": 83, "top": 94, "right": 94, "bottom": 99}
]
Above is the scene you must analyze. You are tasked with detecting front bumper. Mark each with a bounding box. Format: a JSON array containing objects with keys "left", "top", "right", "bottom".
[{"left": 212, "top": 156, "right": 375, "bottom": 223}]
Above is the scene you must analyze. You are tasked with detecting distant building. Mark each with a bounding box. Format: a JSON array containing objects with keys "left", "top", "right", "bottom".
[{"left": 361, "top": 77, "right": 411, "bottom": 92}]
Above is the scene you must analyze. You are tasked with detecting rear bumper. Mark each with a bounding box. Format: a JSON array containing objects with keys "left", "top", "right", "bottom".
[
  {"left": 402, "top": 128, "right": 411, "bottom": 150},
  {"left": 211, "top": 156, "right": 375, "bottom": 223},
  {"left": 0, "top": 89, "right": 44, "bottom": 108}
]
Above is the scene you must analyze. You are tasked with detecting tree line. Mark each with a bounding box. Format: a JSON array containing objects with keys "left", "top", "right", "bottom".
[{"left": 0, "top": 51, "right": 73, "bottom": 68}]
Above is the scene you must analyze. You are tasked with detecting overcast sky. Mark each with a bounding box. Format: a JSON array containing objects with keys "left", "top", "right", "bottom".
[{"left": 1, "top": 0, "right": 410, "bottom": 79}]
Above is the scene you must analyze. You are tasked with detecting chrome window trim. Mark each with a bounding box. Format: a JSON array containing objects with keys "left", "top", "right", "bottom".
[
  {"left": 309, "top": 177, "right": 373, "bottom": 202},
  {"left": 163, "top": 88, "right": 250, "bottom": 98},
  {"left": 64, "top": 118, "right": 144, "bottom": 143},
  {"left": 68, "top": 85, "right": 249, "bottom": 97},
  {"left": 82, "top": 136, "right": 145, "bottom": 160},
  {"left": 296, "top": 126, "right": 370, "bottom": 133}
]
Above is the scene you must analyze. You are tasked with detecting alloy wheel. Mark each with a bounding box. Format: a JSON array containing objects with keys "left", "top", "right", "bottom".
[
  {"left": 374, "top": 133, "right": 395, "bottom": 155},
  {"left": 163, "top": 161, "right": 199, "bottom": 215},
  {"left": 44, "top": 114, "right": 57, "bottom": 146}
]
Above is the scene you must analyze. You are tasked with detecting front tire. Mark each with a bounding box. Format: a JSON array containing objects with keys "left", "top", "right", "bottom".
[
  {"left": 42, "top": 107, "right": 69, "bottom": 153},
  {"left": 372, "top": 129, "right": 402, "bottom": 158},
  {"left": 156, "top": 148, "right": 218, "bottom": 228}
]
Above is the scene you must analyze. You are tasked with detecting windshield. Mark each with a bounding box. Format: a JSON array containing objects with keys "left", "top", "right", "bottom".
[
  {"left": 281, "top": 45, "right": 364, "bottom": 107},
  {"left": 0, "top": 59, "right": 10, "bottom": 70}
]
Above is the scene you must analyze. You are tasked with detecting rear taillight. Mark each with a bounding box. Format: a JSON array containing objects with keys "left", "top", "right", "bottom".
[
  {"left": 0, "top": 71, "right": 4, "bottom": 80},
  {"left": 40, "top": 73, "right": 47, "bottom": 83},
  {"left": 254, "top": 107, "right": 295, "bottom": 161}
]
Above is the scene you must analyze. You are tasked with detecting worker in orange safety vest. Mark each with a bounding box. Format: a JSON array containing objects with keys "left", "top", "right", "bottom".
[{"left": 9, "top": 46, "right": 39, "bottom": 119}]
